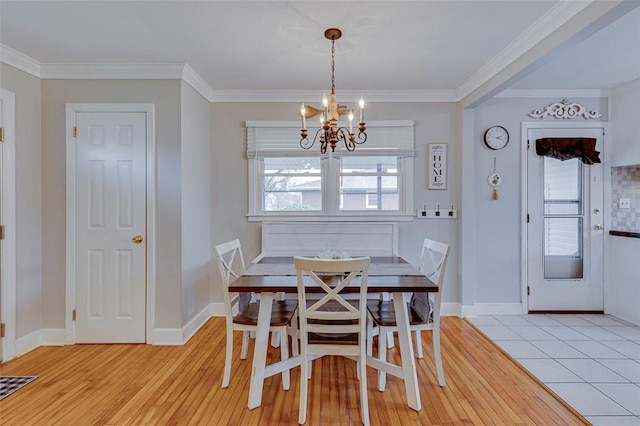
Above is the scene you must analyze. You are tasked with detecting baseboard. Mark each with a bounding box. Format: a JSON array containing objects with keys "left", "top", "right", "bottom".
[
  {"left": 181, "top": 304, "right": 215, "bottom": 344},
  {"left": 150, "top": 327, "right": 184, "bottom": 346},
  {"left": 15, "top": 329, "right": 42, "bottom": 357},
  {"left": 151, "top": 302, "right": 225, "bottom": 346},
  {"left": 462, "top": 303, "right": 524, "bottom": 317}
]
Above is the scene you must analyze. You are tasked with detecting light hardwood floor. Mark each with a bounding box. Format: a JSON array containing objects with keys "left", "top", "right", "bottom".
[{"left": 0, "top": 317, "right": 588, "bottom": 425}]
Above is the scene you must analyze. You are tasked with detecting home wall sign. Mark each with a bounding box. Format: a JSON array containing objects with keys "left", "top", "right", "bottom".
[
  {"left": 428, "top": 143, "right": 447, "bottom": 190},
  {"left": 528, "top": 99, "right": 602, "bottom": 120}
]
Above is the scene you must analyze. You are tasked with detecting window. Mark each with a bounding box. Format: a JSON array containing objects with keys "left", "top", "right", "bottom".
[
  {"left": 247, "top": 121, "right": 415, "bottom": 221},
  {"left": 263, "top": 157, "right": 322, "bottom": 211}
]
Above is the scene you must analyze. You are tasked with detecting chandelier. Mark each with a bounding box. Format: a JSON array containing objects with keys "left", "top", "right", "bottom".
[{"left": 299, "top": 28, "right": 367, "bottom": 153}]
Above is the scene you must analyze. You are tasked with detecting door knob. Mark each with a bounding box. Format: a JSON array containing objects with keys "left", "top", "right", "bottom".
[
  {"left": 594, "top": 224, "right": 604, "bottom": 231},
  {"left": 132, "top": 235, "right": 144, "bottom": 244}
]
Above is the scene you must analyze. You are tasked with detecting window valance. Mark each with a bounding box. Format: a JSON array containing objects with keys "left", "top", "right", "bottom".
[
  {"left": 246, "top": 120, "right": 415, "bottom": 158},
  {"left": 535, "top": 138, "right": 601, "bottom": 165}
]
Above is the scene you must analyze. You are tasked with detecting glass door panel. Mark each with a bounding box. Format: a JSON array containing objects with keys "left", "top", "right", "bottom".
[{"left": 542, "top": 157, "right": 584, "bottom": 280}]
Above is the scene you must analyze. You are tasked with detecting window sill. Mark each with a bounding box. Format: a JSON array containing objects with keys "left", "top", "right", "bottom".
[{"left": 246, "top": 213, "right": 415, "bottom": 222}]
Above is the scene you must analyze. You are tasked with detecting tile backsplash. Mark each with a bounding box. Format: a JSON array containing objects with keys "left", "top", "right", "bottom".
[{"left": 611, "top": 166, "right": 640, "bottom": 231}]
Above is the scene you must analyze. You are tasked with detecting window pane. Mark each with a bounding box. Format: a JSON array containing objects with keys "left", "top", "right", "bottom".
[
  {"left": 339, "top": 156, "right": 400, "bottom": 211},
  {"left": 264, "top": 157, "right": 320, "bottom": 174},
  {"left": 543, "top": 157, "right": 581, "bottom": 215},
  {"left": 544, "top": 217, "right": 583, "bottom": 279},
  {"left": 340, "top": 156, "right": 398, "bottom": 173},
  {"left": 262, "top": 157, "right": 321, "bottom": 211}
]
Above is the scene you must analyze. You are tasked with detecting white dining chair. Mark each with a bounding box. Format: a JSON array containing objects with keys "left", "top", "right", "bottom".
[
  {"left": 215, "top": 239, "right": 298, "bottom": 389},
  {"left": 366, "top": 237, "right": 450, "bottom": 389},
  {"left": 294, "top": 256, "right": 371, "bottom": 426}
]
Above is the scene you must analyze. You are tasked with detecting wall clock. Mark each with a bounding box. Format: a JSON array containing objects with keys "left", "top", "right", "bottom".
[{"left": 483, "top": 125, "right": 509, "bottom": 150}]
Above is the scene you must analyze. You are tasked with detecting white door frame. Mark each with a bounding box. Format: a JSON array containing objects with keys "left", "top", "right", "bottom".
[
  {"left": 65, "top": 103, "right": 156, "bottom": 344},
  {"left": 1, "top": 89, "right": 16, "bottom": 361},
  {"left": 520, "top": 121, "right": 609, "bottom": 313}
]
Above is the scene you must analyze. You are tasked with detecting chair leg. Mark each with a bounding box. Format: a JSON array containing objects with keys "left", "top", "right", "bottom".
[
  {"left": 433, "top": 321, "right": 446, "bottom": 386},
  {"left": 386, "top": 331, "right": 395, "bottom": 349},
  {"left": 414, "top": 329, "right": 424, "bottom": 358},
  {"left": 299, "top": 351, "right": 308, "bottom": 424},
  {"left": 377, "top": 326, "right": 387, "bottom": 391},
  {"left": 280, "top": 328, "right": 291, "bottom": 390},
  {"left": 290, "top": 315, "right": 299, "bottom": 357},
  {"left": 359, "top": 351, "right": 370, "bottom": 426},
  {"left": 240, "top": 331, "right": 250, "bottom": 359},
  {"left": 271, "top": 331, "right": 281, "bottom": 348},
  {"left": 222, "top": 325, "right": 234, "bottom": 388}
]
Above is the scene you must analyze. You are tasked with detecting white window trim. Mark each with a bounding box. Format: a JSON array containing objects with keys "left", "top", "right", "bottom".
[{"left": 246, "top": 120, "right": 414, "bottom": 222}]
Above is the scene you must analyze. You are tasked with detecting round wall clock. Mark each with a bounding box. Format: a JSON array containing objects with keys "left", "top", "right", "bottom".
[{"left": 483, "top": 125, "right": 509, "bottom": 150}]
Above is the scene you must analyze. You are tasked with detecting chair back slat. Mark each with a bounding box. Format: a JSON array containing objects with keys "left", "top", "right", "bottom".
[
  {"left": 419, "top": 238, "right": 450, "bottom": 289},
  {"left": 294, "top": 256, "right": 370, "bottom": 345},
  {"left": 215, "top": 239, "right": 248, "bottom": 317}
]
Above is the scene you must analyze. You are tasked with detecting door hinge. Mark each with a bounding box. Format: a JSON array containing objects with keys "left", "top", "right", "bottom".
[
  {"left": 0, "top": 126, "right": 4, "bottom": 142},
  {"left": 527, "top": 139, "right": 530, "bottom": 150},
  {"left": 72, "top": 309, "right": 76, "bottom": 321},
  {"left": 0, "top": 323, "right": 5, "bottom": 338},
  {"left": 73, "top": 126, "right": 78, "bottom": 138},
  {"left": 0, "top": 225, "right": 5, "bottom": 240},
  {"left": 527, "top": 286, "right": 531, "bottom": 296},
  {"left": 527, "top": 213, "right": 530, "bottom": 223}
]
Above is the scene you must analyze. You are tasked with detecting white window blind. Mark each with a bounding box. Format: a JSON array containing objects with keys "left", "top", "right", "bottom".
[{"left": 246, "top": 120, "right": 415, "bottom": 158}]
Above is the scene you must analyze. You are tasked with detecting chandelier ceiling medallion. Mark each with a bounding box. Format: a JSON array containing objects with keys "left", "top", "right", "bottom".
[{"left": 299, "top": 28, "right": 367, "bottom": 153}]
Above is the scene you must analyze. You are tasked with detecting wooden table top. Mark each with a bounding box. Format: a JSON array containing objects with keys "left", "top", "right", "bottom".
[{"left": 229, "top": 256, "right": 439, "bottom": 294}]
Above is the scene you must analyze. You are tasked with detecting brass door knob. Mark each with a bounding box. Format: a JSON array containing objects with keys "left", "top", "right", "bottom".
[{"left": 132, "top": 235, "right": 144, "bottom": 244}]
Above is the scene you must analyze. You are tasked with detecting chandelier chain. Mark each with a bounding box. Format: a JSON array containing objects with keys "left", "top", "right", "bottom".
[{"left": 330, "top": 39, "right": 336, "bottom": 94}]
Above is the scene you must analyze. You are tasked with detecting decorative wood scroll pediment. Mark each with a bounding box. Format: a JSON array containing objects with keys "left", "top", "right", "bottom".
[{"left": 528, "top": 99, "right": 602, "bottom": 120}]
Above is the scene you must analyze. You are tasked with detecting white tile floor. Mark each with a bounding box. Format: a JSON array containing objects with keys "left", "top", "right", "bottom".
[{"left": 468, "top": 314, "right": 640, "bottom": 425}]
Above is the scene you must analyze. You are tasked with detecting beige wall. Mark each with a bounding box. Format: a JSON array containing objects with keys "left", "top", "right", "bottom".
[
  {"left": 0, "top": 64, "right": 43, "bottom": 339},
  {"left": 210, "top": 102, "right": 461, "bottom": 305},
  {"left": 180, "top": 81, "right": 212, "bottom": 323},
  {"left": 41, "top": 79, "right": 184, "bottom": 329}
]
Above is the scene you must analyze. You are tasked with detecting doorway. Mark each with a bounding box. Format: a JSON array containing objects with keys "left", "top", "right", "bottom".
[
  {"left": 524, "top": 123, "right": 606, "bottom": 312},
  {"left": 66, "top": 104, "right": 156, "bottom": 343},
  {"left": 0, "top": 89, "right": 16, "bottom": 361}
]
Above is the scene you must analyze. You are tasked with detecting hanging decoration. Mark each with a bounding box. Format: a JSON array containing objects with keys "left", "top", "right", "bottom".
[
  {"left": 299, "top": 28, "right": 367, "bottom": 153},
  {"left": 487, "top": 157, "right": 502, "bottom": 200}
]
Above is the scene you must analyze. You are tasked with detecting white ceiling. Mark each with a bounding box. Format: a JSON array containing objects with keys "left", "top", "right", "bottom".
[{"left": 1, "top": 1, "right": 639, "bottom": 102}]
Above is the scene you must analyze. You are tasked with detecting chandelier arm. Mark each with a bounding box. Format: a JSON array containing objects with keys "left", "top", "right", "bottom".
[
  {"left": 336, "top": 128, "right": 356, "bottom": 151},
  {"left": 300, "top": 128, "right": 325, "bottom": 150},
  {"left": 353, "top": 130, "right": 367, "bottom": 145}
]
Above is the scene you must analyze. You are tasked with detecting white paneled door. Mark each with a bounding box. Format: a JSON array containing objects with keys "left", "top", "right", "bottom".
[
  {"left": 74, "top": 112, "right": 147, "bottom": 343},
  {"left": 526, "top": 126, "right": 605, "bottom": 311}
]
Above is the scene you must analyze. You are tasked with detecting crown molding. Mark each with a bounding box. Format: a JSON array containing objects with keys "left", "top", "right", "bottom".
[
  {"left": 40, "top": 62, "right": 186, "bottom": 79},
  {"left": 209, "top": 89, "right": 457, "bottom": 103},
  {"left": 0, "top": 44, "right": 42, "bottom": 78},
  {"left": 181, "top": 63, "right": 215, "bottom": 101},
  {"left": 609, "top": 78, "right": 640, "bottom": 97},
  {"left": 495, "top": 89, "right": 606, "bottom": 99},
  {"left": 455, "top": 0, "right": 592, "bottom": 100}
]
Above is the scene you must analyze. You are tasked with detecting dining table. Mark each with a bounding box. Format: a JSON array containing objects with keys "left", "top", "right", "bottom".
[{"left": 228, "top": 255, "right": 439, "bottom": 411}]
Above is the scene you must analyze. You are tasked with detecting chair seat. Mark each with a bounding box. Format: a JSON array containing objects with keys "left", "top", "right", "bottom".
[
  {"left": 233, "top": 299, "right": 298, "bottom": 326},
  {"left": 308, "top": 331, "right": 359, "bottom": 345},
  {"left": 367, "top": 300, "right": 431, "bottom": 327}
]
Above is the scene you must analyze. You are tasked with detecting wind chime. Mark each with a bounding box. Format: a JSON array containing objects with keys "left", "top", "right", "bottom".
[{"left": 488, "top": 157, "right": 502, "bottom": 200}]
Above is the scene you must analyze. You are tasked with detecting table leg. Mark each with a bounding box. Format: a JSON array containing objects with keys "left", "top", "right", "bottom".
[
  {"left": 393, "top": 292, "right": 421, "bottom": 411},
  {"left": 248, "top": 291, "right": 274, "bottom": 409}
]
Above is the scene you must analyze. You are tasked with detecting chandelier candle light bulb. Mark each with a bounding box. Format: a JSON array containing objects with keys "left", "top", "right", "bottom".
[{"left": 299, "top": 28, "right": 367, "bottom": 153}]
